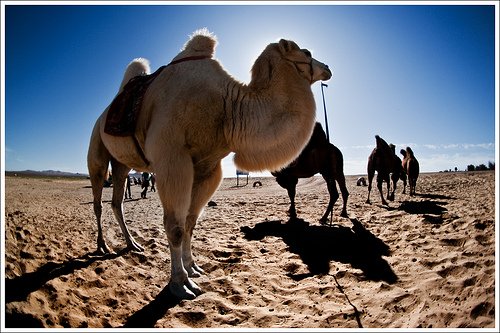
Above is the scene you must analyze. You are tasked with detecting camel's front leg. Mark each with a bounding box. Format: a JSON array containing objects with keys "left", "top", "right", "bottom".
[
  {"left": 366, "top": 167, "right": 375, "bottom": 204},
  {"left": 377, "top": 174, "right": 388, "bottom": 205},
  {"left": 183, "top": 163, "right": 224, "bottom": 277},
  {"left": 156, "top": 151, "right": 201, "bottom": 299},
  {"left": 286, "top": 184, "right": 298, "bottom": 220},
  {"left": 389, "top": 174, "right": 397, "bottom": 201},
  {"left": 182, "top": 215, "right": 205, "bottom": 278},
  {"left": 164, "top": 212, "right": 201, "bottom": 300}
]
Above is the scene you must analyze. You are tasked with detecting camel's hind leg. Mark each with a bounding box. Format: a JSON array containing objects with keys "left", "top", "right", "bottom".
[
  {"left": 336, "top": 172, "right": 349, "bottom": 218},
  {"left": 331, "top": 146, "right": 348, "bottom": 218},
  {"left": 183, "top": 162, "right": 224, "bottom": 278},
  {"left": 320, "top": 173, "right": 339, "bottom": 224},
  {"left": 88, "top": 125, "right": 112, "bottom": 254},
  {"left": 110, "top": 158, "right": 144, "bottom": 252}
]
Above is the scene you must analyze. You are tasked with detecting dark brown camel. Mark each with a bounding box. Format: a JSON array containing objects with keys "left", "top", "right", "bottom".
[
  {"left": 272, "top": 122, "right": 349, "bottom": 223},
  {"left": 400, "top": 147, "right": 419, "bottom": 196},
  {"left": 366, "top": 135, "right": 404, "bottom": 205}
]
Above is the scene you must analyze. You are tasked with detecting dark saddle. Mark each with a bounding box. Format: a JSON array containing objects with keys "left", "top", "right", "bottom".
[{"left": 104, "top": 66, "right": 166, "bottom": 137}]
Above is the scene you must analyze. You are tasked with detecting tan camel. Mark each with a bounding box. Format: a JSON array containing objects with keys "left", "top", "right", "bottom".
[
  {"left": 400, "top": 149, "right": 408, "bottom": 194},
  {"left": 400, "top": 147, "right": 419, "bottom": 195},
  {"left": 87, "top": 29, "right": 332, "bottom": 299},
  {"left": 366, "top": 135, "right": 404, "bottom": 205}
]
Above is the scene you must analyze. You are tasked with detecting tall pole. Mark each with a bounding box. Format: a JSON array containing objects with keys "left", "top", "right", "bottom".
[{"left": 321, "top": 82, "right": 330, "bottom": 143}]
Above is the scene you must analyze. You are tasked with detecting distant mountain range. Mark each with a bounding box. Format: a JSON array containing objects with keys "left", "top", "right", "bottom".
[
  {"left": 5, "top": 170, "right": 89, "bottom": 178},
  {"left": 5, "top": 170, "right": 145, "bottom": 179}
]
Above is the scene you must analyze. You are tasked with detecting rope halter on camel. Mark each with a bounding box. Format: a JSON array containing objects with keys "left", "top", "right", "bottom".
[{"left": 282, "top": 49, "right": 314, "bottom": 84}]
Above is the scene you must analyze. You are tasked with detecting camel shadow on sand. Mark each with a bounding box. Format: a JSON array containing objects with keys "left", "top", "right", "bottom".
[
  {"left": 398, "top": 200, "right": 448, "bottom": 215},
  {"left": 5, "top": 248, "right": 181, "bottom": 328},
  {"left": 241, "top": 218, "right": 397, "bottom": 284},
  {"left": 123, "top": 285, "right": 181, "bottom": 328},
  {"left": 4, "top": 250, "right": 128, "bottom": 328}
]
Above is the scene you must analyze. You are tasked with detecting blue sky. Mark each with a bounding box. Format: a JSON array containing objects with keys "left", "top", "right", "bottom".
[{"left": 2, "top": 1, "right": 497, "bottom": 177}]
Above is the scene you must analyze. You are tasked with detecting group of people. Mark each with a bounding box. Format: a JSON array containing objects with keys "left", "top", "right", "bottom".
[{"left": 125, "top": 172, "right": 155, "bottom": 200}]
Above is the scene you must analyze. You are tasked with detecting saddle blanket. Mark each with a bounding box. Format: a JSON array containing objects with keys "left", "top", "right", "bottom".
[{"left": 104, "top": 66, "right": 166, "bottom": 137}]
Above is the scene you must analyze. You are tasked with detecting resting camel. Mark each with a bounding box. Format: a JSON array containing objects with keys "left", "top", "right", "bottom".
[
  {"left": 366, "top": 135, "right": 404, "bottom": 205},
  {"left": 272, "top": 122, "right": 348, "bottom": 222},
  {"left": 400, "top": 147, "right": 419, "bottom": 196},
  {"left": 87, "top": 29, "right": 332, "bottom": 299}
]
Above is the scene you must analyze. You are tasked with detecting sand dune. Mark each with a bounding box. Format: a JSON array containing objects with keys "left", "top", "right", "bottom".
[{"left": 3, "top": 171, "right": 496, "bottom": 328}]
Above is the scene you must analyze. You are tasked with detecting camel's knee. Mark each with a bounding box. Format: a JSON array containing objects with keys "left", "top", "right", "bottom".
[
  {"left": 110, "top": 199, "right": 123, "bottom": 211},
  {"left": 165, "top": 224, "right": 185, "bottom": 247}
]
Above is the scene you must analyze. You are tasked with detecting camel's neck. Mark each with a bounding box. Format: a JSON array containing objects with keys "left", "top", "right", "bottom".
[{"left": 225, "top": 76, "right": 317, "bottom": 172}]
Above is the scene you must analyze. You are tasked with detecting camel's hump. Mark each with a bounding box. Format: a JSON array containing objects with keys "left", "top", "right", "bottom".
[
  {"left": 375, "top": 135, "right": 390, "bottom": 151},
  {"left": 182, "top": 28, "right": 217, "bottom": 57}
]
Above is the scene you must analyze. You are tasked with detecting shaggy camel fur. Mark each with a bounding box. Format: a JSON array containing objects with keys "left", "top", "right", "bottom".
[
  {"left": 272, "top": 122, "right": 348, "bottom": 222},
  {"left": 87, "top": 29, "right": 332, "bottom": 299},
  {"left": 366, "top": 135, "right": 404, "bottom": 205},
  {"left": 400, "top": 147, "right": 419, "bottom": 196}
]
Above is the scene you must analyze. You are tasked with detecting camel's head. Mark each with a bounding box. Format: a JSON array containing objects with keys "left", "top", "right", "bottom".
[
  {"left": 278, "top": 39, "right": 332, "bottom": 84},
  {"left": 250, "top": 39, "right": 332, "bottom": 88},
  {"left": 406, "top": 147, "right": 415, "bottom": 158}
]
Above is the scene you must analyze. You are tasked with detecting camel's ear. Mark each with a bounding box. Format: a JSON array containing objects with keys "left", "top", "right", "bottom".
[{"left": 279, "top": 39, "right": 292, "bottom": 54}]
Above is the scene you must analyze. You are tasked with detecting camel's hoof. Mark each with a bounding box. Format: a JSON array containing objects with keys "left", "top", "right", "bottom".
[
  {"left": 186, "top": 263, "right": 205, "bottom": 278},
  {"left": 97, "top": 242, "right": 111, "bottom": 255},
  {"left": 97, "top": 247, "right": 111, "bottom": 255},
  {"left": 127, "top": 241, "right": 144, "bottom": 252},
  {"left": 170, "top": 278, "right": 202, "bottom": 300},
  {"left": 340, "top": 212, "right": 348, "bottom": 218}
]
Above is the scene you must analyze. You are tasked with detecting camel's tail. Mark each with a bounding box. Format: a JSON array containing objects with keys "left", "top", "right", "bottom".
[{"left": 119, "top": 58, "right": 151, "bottom": 91}]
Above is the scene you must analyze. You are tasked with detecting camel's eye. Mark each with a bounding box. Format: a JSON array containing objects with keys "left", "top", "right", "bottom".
[{"left": 303, "top": 49, "right": 312, "bottom": 58}]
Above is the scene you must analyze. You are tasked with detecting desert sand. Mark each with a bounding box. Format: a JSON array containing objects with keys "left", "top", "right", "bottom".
[{"left": 3, "top": 170, "right": 497, "bottom": 329}]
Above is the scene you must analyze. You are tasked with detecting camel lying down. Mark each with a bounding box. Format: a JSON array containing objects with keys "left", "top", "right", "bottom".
[{"left": 87, "top": 29, "right": 332, "bottom": 299}]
